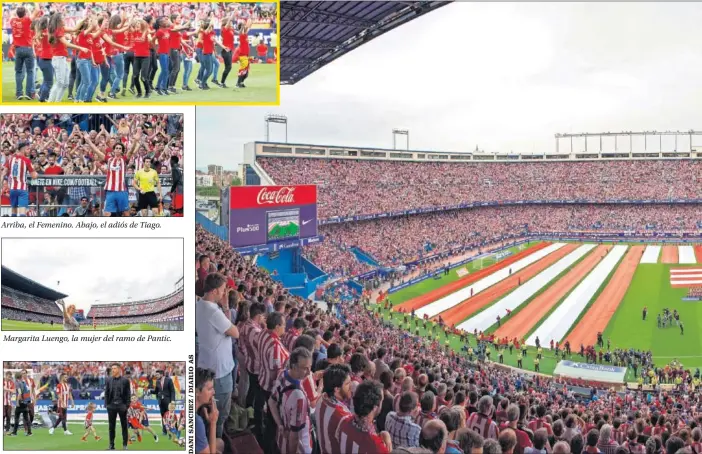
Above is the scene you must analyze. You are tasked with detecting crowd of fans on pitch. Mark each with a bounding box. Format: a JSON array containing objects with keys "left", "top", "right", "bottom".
[
  {"left": 303, "top": 205, "right": 702, "bottom": 274},
  {"left": 0, "top": 113, "right": 184, "bottom": 215},
  {"left": 258, "top": 158, "right": 702, "bottom": 220},
  {"left": 194, "top": 226, "right": 702, "bottom": 454}
]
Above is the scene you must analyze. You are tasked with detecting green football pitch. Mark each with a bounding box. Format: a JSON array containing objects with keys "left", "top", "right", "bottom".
[
  {"left": 376, "top": 242, "right": 702, "bottom": 379},
  {"left": 2, "top": 61, "right": 277, "bottom": 103},
  {"left": 1, "top": 320, "right": 162, "bottom": 331},
  {"left": 3, "top": 421, "right": 182, "bottom": 451}
]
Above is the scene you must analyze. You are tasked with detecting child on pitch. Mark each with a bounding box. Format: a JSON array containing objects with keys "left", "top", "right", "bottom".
[
  {"left": 81, "top": 402, "right": 101, "bottom": 442},
  {"left": 163, "top": 402, "right": 180, "bottom": 444},
  {"left": 127, "top": 395, "right": 159, "bottom": 443}
]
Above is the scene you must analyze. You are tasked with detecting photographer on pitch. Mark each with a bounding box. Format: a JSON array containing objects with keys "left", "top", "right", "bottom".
[{"left": 105, "top": 363, "right": 130, "bottom": 450}]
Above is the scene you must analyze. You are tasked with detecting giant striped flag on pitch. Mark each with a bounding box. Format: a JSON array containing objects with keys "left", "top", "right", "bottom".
[{"left": 670, "top": 268, "right": 702, "bottom": 287}]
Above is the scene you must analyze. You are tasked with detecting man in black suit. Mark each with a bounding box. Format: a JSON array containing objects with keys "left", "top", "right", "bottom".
[
  {"left": 152, "top": 370, "right": 176, "bottom": 435},
  {"left": 105, "top": 363, "right": 130, "bottom": 450}
]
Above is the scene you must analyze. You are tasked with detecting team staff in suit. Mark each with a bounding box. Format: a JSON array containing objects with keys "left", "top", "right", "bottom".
[
  {"left": 152, "top": 369, "right": 176, "bottom": 435},
  {"left": 105, "top": 363, "right": 131, "bottom": 450}
]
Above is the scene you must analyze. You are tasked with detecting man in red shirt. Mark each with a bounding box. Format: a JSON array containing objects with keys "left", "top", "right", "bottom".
[
  {"left": 336, "top": 380, "right": 392, "bottom": 453},
  {"left": 10, "top": 6, "right": 40, "bottom": 100},
  {"left": 257, "top": 40, "right": 268, "bottom": 62}
]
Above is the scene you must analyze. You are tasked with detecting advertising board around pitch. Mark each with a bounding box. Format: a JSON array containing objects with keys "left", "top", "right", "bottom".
[{"left": 228, "top": 185, "right": 318, "bottom": 248}]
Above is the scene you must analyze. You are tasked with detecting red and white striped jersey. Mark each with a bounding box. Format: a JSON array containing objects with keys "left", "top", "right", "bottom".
[
  {"left": 104, "top": 156, "right": 127, "bottom": 192},
  {"left": 238, "top": 320, "right": 262, "bottom": 374},
  {"left": 3, "top": 380, "right": 15, "bottom": 406},
  {"left": 336, "top": 415, "right": 390, "bottom": 454},
  {"left": 4, "top": 155, "right": 34, "bottom": 191},
  {"left": 257, "top": 330, "right": 289, "bottom": 393},
  {"left": 623, "top": 441, "right": 646, "bottom": 454},
  {"left": 85, "top": 411, "right": 94, "bottom": 427},
  {"left": 467, "top": 412, "right": 498, "bottom": 440},
  {"left": 56, "top": 382, "right": 72, "bottom": 408},
  {"left": 272, "top": 371, "right": 313, "bottom": 454},
  {"left": 282, "top": 328, "right": 300, "bottom": 353},
  {"left": 314, "top": 394, "right": 352, "bottom": 454}
]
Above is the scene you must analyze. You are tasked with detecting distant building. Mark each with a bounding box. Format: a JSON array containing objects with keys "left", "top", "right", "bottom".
[
  {"left": 208, "top": 164, "right": 224, "bottom": 176},
  {"left": 196, "top": 175, "right": 214, "bottom": 187}
]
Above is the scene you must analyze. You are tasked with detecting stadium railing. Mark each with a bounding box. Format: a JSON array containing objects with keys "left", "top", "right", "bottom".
[{"left": 1, "top": 175, "right": 174, "bottom": 216}]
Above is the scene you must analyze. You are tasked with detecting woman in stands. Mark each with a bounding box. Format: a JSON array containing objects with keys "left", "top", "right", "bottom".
[{"left": 59, "top": 299, "right": 80, "bottom": 331}]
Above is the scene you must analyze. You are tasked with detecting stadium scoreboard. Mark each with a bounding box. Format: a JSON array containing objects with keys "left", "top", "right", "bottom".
[{"left": 229, "top": 185, "right": 319, "bottom": 251}]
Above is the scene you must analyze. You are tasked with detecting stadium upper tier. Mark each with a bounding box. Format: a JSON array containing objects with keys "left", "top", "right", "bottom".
[
  {"left": 86, "top": 290, "right": 184, "bottom": 318},
  {"left": 1, "top": 286, "right": 63, "bottom": 317},
  {"left": 254, "top": 150, "right": 701, "bottom": 220}
]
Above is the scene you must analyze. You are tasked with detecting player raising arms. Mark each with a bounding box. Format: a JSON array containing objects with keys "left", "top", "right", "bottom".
[
  {"left": 49, "top": 373, "right": 74, "bottom": 435},
  {"left": 84, "top": 131, "right": 138, "bottom": 217},
  {"left": 81, "top": 402, "right": 101, "bottom": 442}
]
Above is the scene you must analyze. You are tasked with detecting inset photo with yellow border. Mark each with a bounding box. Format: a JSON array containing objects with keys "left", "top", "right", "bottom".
[{"left": 0, "top": 1, "right": 279, "bottom": 105}]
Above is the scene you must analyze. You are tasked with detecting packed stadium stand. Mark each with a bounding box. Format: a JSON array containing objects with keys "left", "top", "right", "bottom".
[
  {"left": 243, "top": 144, "right": 702, "bottom": 277},
  {"left": 85, "top": 289, "right": 185, "bottom": 330},
  {"left": 195, "top": 222, "right": 700, "bottom": 454},
  {"left": 1, "top": 267, "right": 65, "bottom": 324}
]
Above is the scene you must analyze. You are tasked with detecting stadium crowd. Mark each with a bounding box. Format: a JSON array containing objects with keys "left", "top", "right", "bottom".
[
  {"left": 304, "top": 205, "right": 702, "bottom": 271},
  {"left": 3, "top": 2, "right": 276, "bottom": 102},
  {"left": 0, "top": 113, "right": 184, "bottom": 216},
  {"left": 258, "top": 157, "right": 702, "bottom": 219},
  {"left": 86, "top": 290, "right": 184, "bottom": 318},
  {"left": 1, "top": 286, "right": 63, "bottom": 319},
  {"left": 79, "top": 304, "right": 184, "bottom": 327},
  {"left": 195, "top": 225, "right": 702, "bottom": 454}
]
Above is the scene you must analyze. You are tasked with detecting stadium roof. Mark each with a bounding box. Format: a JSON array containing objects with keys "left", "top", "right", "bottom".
[
  {"left": 281, "top": 1, "right": 451, "bottom": 85},
  {"left": 0, "top": 266, "right": 68, "bottom": 301}
]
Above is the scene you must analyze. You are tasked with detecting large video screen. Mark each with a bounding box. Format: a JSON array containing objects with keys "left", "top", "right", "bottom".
[{"left": 229, "top": 185, "right": 317, "bottom": 248}]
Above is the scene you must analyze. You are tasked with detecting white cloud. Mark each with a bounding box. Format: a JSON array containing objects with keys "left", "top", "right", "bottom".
[{"left": 197, "top": 2, "right": 702, "bottom": 168}]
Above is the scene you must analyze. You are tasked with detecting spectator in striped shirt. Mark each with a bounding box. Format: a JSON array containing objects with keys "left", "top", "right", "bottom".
[
  {"left": 597, "top": 425, "right": 619, "bottom": 454},
  {"left": 622, "top": 428, "right": 646, "bottom": 454},
  {"left": 315, "top": 364, "right": 352, "bottom": 454},
  {"left": 256, "top": 311, "right": 289, "bottom": 449},
  {"left": 335, "top": 380, "right": 392, "bottom": 454},
  {"left": 386, "top": 391, "right": 422, "bottom": 448},
  {"left": 415, "top": 391, "right": 437, "bottom": 429},
  {"left": 466, "top": 396, "right": 499, "bottom": 440},
  {"left": 268, "top": 347, "right": 314, "bottom": 454}
]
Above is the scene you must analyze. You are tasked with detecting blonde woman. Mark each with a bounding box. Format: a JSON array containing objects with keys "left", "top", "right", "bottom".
[{"left": 59, "top": 299, "right": 80, "bottom": 331}]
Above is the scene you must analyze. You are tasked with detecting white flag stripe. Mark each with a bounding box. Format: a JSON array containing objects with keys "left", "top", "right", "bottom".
[
  {"left": 679, "top": 246, "right": 697, "bottom": 264},
  {"left": 640, "top": 245, "right": 661, "bottom": 264},
  {"left": 670, "top": 279, "right": 702, "bottom": 285},
  {"left": 670, "top": 273, "right": 702, "bottom": 279},
  {"left": 670, "top": 268, "right": 702, "bottom": 273}
]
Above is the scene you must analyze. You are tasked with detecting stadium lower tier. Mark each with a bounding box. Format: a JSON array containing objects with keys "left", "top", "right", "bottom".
[
  {"left": 1, "top": 286, "right": 63, "bottom": 317},
  {"left": 1, "top": 307, "right": 62, "bottom": 324},
  {"left": 81, "top": 305, "right": 184, "bottom": 326},
  {"left": 304, "top": 204, "right": 702, "bottom": 274}
]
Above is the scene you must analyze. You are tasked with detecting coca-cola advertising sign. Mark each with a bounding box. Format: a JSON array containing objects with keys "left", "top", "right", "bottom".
[
  {"left": 230, "top": 185, "right": 316, "bottom": 210},
  {"left": 229, "top": 185, "right": 318, "bottom": 248}
]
